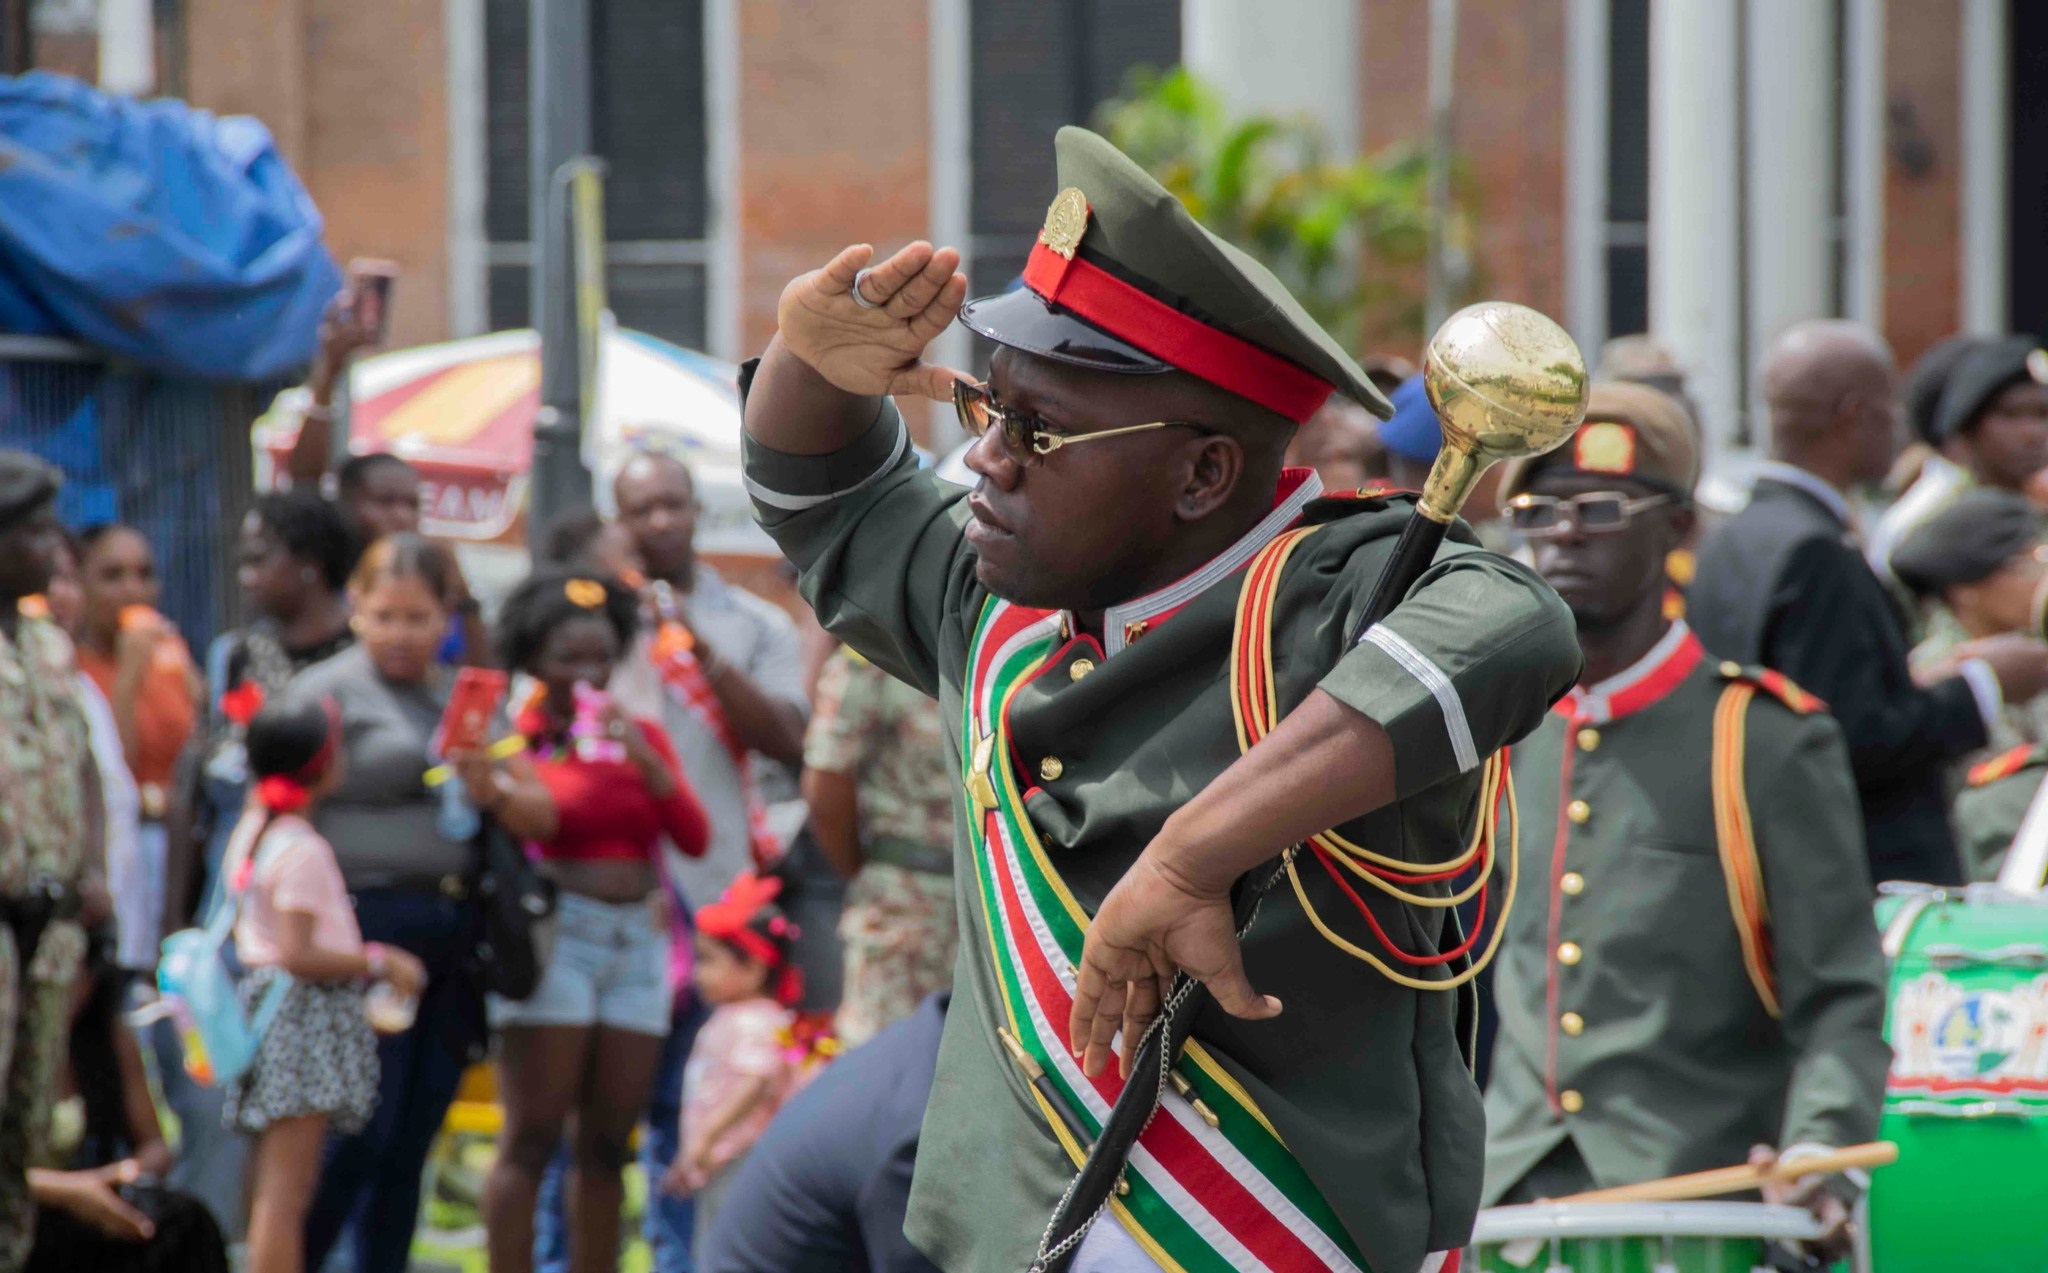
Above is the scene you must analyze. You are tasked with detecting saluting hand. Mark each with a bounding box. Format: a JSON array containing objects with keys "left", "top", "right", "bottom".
[
  {"left": 776, "top": 241, "right": 970, "bottom": 402},
  {"left": 1068, "top": 850, "right": 1282, "bottom": 1081}
]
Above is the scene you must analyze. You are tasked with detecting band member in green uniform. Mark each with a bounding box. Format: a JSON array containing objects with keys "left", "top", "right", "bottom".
[
  {"left": 1894, "top": 487, "right": 2048, "bottom": 763},
  {"left": 1482, "top": 383, "right": 1891, "bottom": 1256},
  {"left": 1955, "top": 743, "right": 2048, "bottom": 884},
  {"left": 1899, "top": 488, "right": 2048, "bottom": 882},
  {"left": 740, "top": 127, "right": 1581, "bottom": 1273}
]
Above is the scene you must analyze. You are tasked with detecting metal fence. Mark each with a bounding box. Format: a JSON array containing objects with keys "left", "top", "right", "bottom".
[{"left": 0, "top": 335, "right": 289, "bottom": 651}]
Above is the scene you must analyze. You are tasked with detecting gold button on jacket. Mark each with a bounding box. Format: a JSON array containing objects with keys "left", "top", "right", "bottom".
[
  {"left": 1560, "top": 1011, "right": 1584, "bottom": 1036},
  {"left": 1566, "top": 799, "right": 1591, "bottom": 825},
  {"left": 1069, "top": 658, "right": 1095, "bottom": 681},
  {"left": 1559, "top": 1089, "right": 1585, "bottom": 1114},
  {"left": 1556, "top": 941, "right": 1582, "bottom": 966},
  {"left": 1576, "top": 727, "right": 1600, "bottom": 752},
  {"left": 1037, "top": 756, "right": 1065, "bottom": 782},
  {"left": 1559, "top": 871, "right": 1585, "bottom": 896}
]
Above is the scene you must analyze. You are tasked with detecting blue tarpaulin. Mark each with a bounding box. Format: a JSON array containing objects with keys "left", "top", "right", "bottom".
[{"left": 0, "top": 72, "right": 340, "bottom": 381}]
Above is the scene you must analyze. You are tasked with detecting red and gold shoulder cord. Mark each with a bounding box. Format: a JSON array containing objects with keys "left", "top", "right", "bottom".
[
  {"left": 1710, "top": 682, "right": 1781, "bottom": 1017},
  {"left": 1229, "top": 525, "right": 1518, "bottom": 991}
]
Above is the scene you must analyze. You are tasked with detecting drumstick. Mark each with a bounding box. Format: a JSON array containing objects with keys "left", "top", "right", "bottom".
[{"left": 1554, "top": 1141, "right": 1898, "bottom": 1204}]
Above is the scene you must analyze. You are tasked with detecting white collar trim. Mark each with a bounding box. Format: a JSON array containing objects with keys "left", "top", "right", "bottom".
[
  {"left": 1079, "top": 471, "right": 1325, "bottom": 657},
  {"left": 1566, "top": 620, "right": 1691, "bottom": 725}
]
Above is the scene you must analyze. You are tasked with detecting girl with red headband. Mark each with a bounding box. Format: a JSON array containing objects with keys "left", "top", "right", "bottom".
[
  {"left": 660, "top": 872, "right": 801, "bottom": 1259},
  {"left": 217, "top": 695, "right": 424, "bottom": 1273}
]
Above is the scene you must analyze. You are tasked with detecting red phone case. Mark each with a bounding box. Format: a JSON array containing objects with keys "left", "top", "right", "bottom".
[{"left": 433, "top": 668, "right": 508, "bottom": 757}]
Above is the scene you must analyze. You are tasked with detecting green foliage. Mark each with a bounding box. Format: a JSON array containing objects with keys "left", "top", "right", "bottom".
[{"left": 1093, "top": 66, "right": 1471, "bottom": 348}]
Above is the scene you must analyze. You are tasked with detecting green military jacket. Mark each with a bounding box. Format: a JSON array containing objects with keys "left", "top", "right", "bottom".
[
  {"left": 743, "top": 389, "right": 1580, "bottom": 1273},
  {"left": 1484, "top": 622, "right": 1892, "bottom": 1203},
  {"left": 1953, "top": 743, "right": 2048, "bottom": 882}
]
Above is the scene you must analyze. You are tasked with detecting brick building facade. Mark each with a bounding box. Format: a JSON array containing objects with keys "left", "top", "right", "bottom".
[{"left": 31, "top": 0, "right": 2043, "bottom": 456}]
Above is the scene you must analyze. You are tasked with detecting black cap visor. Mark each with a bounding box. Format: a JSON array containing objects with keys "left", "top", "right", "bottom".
[{"left": 958, "top": 287, "right": 1171, "bottom": 376}]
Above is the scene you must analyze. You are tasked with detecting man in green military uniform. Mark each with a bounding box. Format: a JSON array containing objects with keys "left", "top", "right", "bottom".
[
  {"left": 1482, "top": 384, "right": 1891, "bottom": 1251},
  {"left": 742, "top": 127, "right": 1581, "bottom": 1273},
  {"left": 1955, "top": 744, "right": 2048, "bottom": 885}
]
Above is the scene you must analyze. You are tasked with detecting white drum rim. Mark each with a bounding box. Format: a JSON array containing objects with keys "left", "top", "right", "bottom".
[{"left": 1472, "top": 1201, "right": 1822, "bottom": 1242}]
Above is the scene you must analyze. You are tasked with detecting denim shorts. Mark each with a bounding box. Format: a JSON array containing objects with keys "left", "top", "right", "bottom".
[{"left": 488, "top": 892, "right": 671, "bottom": 1037}]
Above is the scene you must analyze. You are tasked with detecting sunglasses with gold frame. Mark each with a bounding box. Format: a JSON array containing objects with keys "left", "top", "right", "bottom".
[{"left": 952, "top": 379, "right": 1206, "bottom": 462}]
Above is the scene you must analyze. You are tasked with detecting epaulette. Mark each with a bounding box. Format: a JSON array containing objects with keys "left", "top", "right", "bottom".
[
  {"left": 1968, "top": 744, "right": 2044, "bottom": 788},
  {"left": 1713, "top": 660, "right": 1825, "bottom": 714}
]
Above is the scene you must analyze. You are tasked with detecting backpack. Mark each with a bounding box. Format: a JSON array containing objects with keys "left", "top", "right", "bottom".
[{"left": 156, "top": 823, "right": 295, "bottom": 1087}]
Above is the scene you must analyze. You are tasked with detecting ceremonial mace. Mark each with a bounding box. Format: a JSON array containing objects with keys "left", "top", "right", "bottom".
[{"left": 1031, "top": 301, "right": 1589, "bottom": 1273}]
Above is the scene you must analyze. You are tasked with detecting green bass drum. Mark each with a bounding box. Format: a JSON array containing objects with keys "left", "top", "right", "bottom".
[
  {"left": 1870, "top": 884, "right": 2048, "bottom": 1272},
  {"left": 1469, "top": 1201, "right": 1818, "bottom": 1272}
]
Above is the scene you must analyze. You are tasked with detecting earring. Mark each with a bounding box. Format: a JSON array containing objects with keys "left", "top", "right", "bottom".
[{"left": 301, "top": 567, "right": 319, "bottom": 583}]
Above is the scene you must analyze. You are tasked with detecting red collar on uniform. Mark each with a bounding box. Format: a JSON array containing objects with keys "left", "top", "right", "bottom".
[
  {"left": 1554, "top": 621, "right": 1703, "bottom": 726},
  {"left": 1064, "top": 467, "right": 1323, "bottom": 657}
]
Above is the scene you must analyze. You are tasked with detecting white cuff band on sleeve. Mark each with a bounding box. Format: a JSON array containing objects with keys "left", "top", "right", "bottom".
[
  {"left": 1959, "top": 657, "right": 2004, "bottom": 733},
  {"left": 1363, "top": 625, "right": 1479, "bottom": 774}
]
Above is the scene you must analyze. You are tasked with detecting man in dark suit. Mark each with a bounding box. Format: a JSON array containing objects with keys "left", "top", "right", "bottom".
[{"left": 1690, "top": 321, "right": 2048, "bottom": 885}]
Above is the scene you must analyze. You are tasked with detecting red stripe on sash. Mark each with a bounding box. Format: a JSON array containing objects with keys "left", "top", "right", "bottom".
[{"left": 981, "top": 793, "right": 1323, "bottom": 1270}]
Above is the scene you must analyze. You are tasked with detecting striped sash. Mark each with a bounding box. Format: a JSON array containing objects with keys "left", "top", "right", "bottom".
[{"left": 961, "top": 598, "right": 1373, "bottom": 1273}]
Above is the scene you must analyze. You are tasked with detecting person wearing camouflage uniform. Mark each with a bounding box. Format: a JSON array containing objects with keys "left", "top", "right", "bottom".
[
  {"left": 0, "top": 452, "right": 97, "bottom": 1272},
  {"left": 802, "top": 646, "right": 956, "bottom": 1048}
]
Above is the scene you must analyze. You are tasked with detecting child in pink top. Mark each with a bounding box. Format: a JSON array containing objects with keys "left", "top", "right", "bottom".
[
  {"left": 662, "top": 873, "right": 801, "bottom": 1263},
  {"left": 220, "top": 696, "right": 424, "bottom": 1273}
]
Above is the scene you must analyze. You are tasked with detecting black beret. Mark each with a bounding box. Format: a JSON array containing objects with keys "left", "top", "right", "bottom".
[
  {"left": 0, "top": 450, "right": 61, "bottom": 534},
  {"left": 1891, "top": 487, "right": 2044, "bottom": 595},
  {"left": 1931, "top": 336, "right": 2048, "bottom": 444},
  {"left": 1903, "top": 334, "right": 1988, "bottom": 447}
]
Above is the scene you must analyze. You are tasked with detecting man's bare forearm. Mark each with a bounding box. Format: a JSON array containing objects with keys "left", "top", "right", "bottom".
[
  {"left": 1150, "top": 689, "right": 1397, "bottom": 897},
  {"left": 742, "top": 336, "right": 887, "bottom": 456}
]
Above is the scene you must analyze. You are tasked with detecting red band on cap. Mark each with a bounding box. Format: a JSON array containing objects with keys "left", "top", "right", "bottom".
[{"left": 1022, "top": 241, "right": 1333, "bottom": 423}]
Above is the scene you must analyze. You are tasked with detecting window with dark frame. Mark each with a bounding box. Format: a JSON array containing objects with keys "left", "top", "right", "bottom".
[
  {"left": 1604, "top": 0, "right": 1650, "bottom": 343},
  {"left": 483, "top": 0, "right": 709, "bottom": 351},
  {"left": 966, "top": 0, "right": 1180, "bottom": 373}
]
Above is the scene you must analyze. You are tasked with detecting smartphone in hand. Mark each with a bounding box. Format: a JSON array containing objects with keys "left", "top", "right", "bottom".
[
  {"left": 347, "top": 258, "right": 400, "bottom": 345},
  {"left": 433, "top": 667, "right": 508, "bottom": 758}
]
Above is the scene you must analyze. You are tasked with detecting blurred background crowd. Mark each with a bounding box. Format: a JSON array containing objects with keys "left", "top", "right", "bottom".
[{"left": 3, "top": 1, "right": 2048, "bottom": 1272}]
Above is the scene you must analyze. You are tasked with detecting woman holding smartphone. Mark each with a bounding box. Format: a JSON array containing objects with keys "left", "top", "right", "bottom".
[
  {"left": 481, "top": 571, "right": 709, "bottom": 1273},
  {"left": 289, "top": 535, "right": 552, "bottom": 1273}
]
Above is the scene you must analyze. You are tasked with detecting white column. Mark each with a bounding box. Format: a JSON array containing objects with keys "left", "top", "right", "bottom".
[
  {"left": 1744, "top": 0, "right": 1835, "bottom": 429},
  {"left": 1961, "top": 0, "right": 2009, "bottom": 336},
  {"left": 703, "top": 0, "right": 742, "bottom": 362},
  {"left": 1183, "top": 0, "right": 1358, "bottom": 159},
  {"left": 927, "top": 0, "right": 972, "bottom": 448},
  {"left": 1564, "top": 0, "right": 1610, "bottom": 359},
  {"left": 1842, "top": 0, "right": 1886, "bottom": 329},
  {"left": 97, "top": 0, "right": 155, "bottom": 96},
  {"left": 1649, "top": 0, "right": 1741, "bottom": 460},
  {"left": 444, "top": 0, "right": 489, "bottom": 338}
]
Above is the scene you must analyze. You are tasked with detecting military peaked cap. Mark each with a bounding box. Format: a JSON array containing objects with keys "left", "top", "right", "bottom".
[{"left": 958, "top": 127, "right": 1392, "bottom": 424}]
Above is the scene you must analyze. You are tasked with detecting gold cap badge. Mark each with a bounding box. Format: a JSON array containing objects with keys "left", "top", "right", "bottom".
[
  {"left": 1573, "top": 421, "right": 1637, "bottom": 475},
  {"left": 1039, "top": 187, "right": 1090, "bottom": 260},
  {"left": 564, "top": 578, "right": 607, "bottom": 608}
]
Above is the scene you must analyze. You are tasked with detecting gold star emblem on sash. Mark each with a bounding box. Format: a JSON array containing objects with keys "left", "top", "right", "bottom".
[{"left": 967, "top": 727, "right": 1000, "bottom": 811}]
